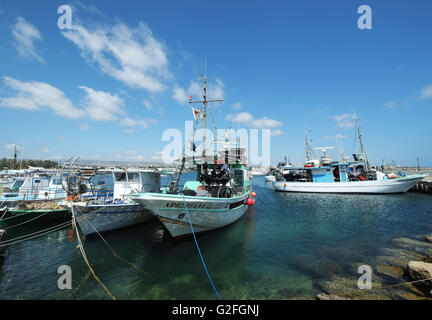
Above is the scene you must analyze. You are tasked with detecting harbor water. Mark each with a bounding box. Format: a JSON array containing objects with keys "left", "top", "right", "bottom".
[{"left": 1, "top": 173, "right": 432, "bottom": 299}]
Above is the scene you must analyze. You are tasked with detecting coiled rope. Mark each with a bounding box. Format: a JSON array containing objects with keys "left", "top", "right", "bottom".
[{"left": 180, "top": 193, "right": 221, "bottom": 300}]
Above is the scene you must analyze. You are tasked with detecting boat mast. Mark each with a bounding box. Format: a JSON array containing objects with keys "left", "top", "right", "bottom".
[
  {"left": 188, "top": 63, "right": 223, "bottom": 157},
  {"left": 354, "top": 112, "right": 370, "bottom": 174},
  {"left": 13, "top": 145, "right": 18, "bottom": 170},
  {"left": 305, "top": 129, "right": 312, "bottom": 161}
]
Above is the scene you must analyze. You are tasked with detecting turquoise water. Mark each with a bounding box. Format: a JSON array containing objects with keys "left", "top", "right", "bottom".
[{"left": 1, "top": 173, "right": 432, "bottom": 299}]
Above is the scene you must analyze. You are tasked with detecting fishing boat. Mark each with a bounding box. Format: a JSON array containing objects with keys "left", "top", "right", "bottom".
[
  {"left": 130, "top": 71, "right": 254, "bottom": 239},
  {"left": 69, "top": 168, "right": 160, "bottom": 236},
  {"left": 0, "top": 175, "right": 67, "bottom": 208},
  {"left": 273, "top": 117, "right": 427, "bottom": 194},
  {"left": 0, "top": 201, "right": 69, "bottom": 229}
]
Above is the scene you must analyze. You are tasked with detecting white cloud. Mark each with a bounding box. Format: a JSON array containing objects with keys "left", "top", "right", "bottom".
[
  {"left": 120, "top": 117, "right": 157, "bottom": 130},
  {"left": 78, "top": 123, "right": 90, "bottom": 131},
  {"left": 232, "top": 102, "right": 242, "bottom": 110},
  {"left": 4, "top": 144, "right": 20, "bottom": 151},
  {"left": 334, "top": 113, "right": 355, "bottom": 128},
  {"left": 173, "top": 85, "right": 187, "bottom": 104},
  {"left": 270, "top": 129, "right": 283, "bottom": 136},
  {"left": 226, "top": 112, "right": 282, "bottom": 129},
  {"left": 79, "top": 86, "right": 125, "bottom": 121},
  {"left": 12, "top": 17, "right": 43, "bottom": 62},
  {"left": 61, "top": 21, "right": 170, "bottom": 92},
  {"left": 173, "top": 78, "right": 224, "bottom": 104},
  {"left": 383, "top": 101, "right": 397, "bottom": 109},
  {"left": 0, "top": 76, "right": 84, "bottom": 119},
  {"left": 420, "top": 85, "right": 432, "bottom": 100},
  {"left": 42, "top": 147, "right": 50, "bottom": 153},
  {"left": 142, "top": 99, "right": 153, "bottom": 110}
]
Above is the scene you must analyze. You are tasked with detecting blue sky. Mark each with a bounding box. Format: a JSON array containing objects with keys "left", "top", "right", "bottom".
[{"left": 0, "top": 0, "right": 431, "bottom": 166}]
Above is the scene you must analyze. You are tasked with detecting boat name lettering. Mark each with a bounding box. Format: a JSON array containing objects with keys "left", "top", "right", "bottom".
[{"left": 165, "top": 202, "right": 228, "bottom": 209}]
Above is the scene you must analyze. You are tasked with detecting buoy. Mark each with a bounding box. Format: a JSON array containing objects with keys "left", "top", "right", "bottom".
[
  {"left": 251, "top": 191, "right": 256, "bottom": 198},
  {"left": 247, "top": 197, "right": 255, "bottom": 206}
]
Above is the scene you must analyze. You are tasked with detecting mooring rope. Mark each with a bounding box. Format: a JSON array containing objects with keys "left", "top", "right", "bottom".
[
  {"left": 3, "top": 210, "right": 53, "bottom": 230},
  {"left": 71, "top": 205, "right": 116, "bottom": 300},
  {"left": 180, "top": 193, "right": 222, "bottom": 300},
  {"left": 0, "top": 220, "right": 72, "bottom": 248},
  {"left": 74, "top": 205, "right": 139, "bottom": 271},
  {"left": 0, "top": 204, "right": 105, "bottom": 247}
]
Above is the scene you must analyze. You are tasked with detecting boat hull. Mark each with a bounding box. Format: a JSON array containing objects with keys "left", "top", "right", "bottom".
[
  {"left": 273, "top": 174, "right": 426, "bottom": 194},
  {"left": 264, "top": 175, "right": 276, "bottom": 181},
  {"left": 0, "top": 208, "right": 70, "bottom": 229},
  {"left": 72, "top": 202, "right": 154, "bottom": 236},
  {"left": 130, "top": 193, "right": 251, "bottom": 238}
]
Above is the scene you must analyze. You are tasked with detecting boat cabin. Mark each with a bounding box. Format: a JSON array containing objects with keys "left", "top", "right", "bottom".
[{"left": 112, "top": 169, "right": 161, "bottom": 199}]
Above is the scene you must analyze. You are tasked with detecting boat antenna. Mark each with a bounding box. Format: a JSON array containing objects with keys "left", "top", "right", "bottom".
[
  {"left": 188, "top": 61, "right": 223, "bottom": 157},
  {"left": 353, "top": 111, "right": 370, "bottom": 175}
]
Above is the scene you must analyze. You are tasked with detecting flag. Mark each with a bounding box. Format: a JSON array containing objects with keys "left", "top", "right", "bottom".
[
  {"left": 189, "top": 96, "right": 193, "bottom": 100},
  {"left": 191, "top": 107, "right": 202, "bottom": 120}
]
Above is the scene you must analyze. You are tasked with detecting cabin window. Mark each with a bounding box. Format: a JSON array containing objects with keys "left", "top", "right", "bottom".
[
  {"left": 127, "top": 172, "right": 140, "bottom": 182},
  {"left": 34, "top": 179, "right": 41, "bottom": 184},
  {"left": 114, "top": 172, "right": 126, "bottom": 182},
  {"left": 52, "top": 178, "right": 61, "bottom": 185},
  {"left": 13, "top": 180, "right": 24, "bottom": 188}
]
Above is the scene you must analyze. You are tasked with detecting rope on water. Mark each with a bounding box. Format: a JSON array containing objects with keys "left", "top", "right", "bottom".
[
  {"left": 2, "top": 210, "right": 53, "bottom": 230},
  {"left": 0, "top": 205, "right": 105, "bottom": 247},
  {"left": 180, "top": 193, "right": 221, "bottom": 300},
  {"left": 74, "top": 205, "right": 139, "bottom": 271},
  {"left": 71, "top": 205, "right": 116, "bottom": 300},
  {"left": 0, "top": 220, "right": 72, "bottom": 248}
]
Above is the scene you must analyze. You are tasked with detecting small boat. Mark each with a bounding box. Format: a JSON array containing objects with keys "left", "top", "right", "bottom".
[
  {"left": 130, "top": 72, "right": 254, "bottom": 239},
  {"left": 70, "top": 168, "right": 160, "bottom": 236},
  {"left": 264, "top": 175, "right": 276, "bottom": 181},
  {"left": 0, "top": 175, "right": 67, "bottom": 208}
]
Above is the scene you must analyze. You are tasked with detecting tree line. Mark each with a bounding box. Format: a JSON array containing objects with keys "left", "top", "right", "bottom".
[{"left": 0, "top": 158, "right": 59, "bottom": 170}]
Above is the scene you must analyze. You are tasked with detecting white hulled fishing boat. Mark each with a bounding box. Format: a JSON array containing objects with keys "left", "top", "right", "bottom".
[
  {"left": 273, "top": 117, "right": 426, "bottom": 194},
  {"left": 0, "top": 174, "right": 67, "bottom": 208},
  {"left": 130, "top": 71, "right": 254, "bottom": 239},
  {"left": 64, "top": 161, "right": 160, "bottom": 236}
]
